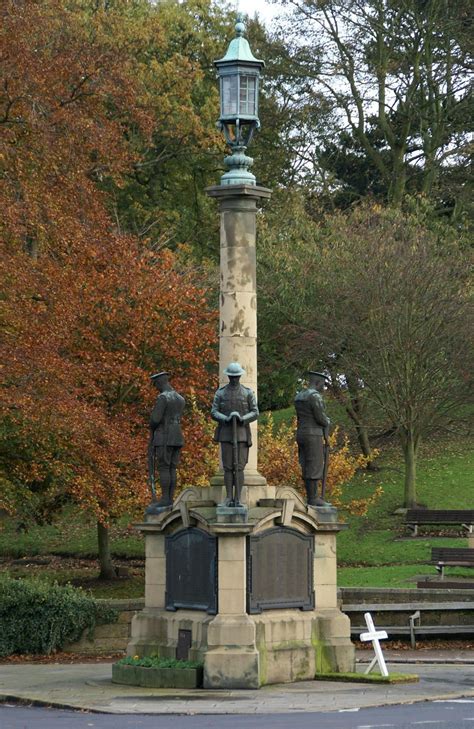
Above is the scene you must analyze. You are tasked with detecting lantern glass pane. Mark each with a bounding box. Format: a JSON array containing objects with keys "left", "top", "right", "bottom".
[
  {"left": 222, "top": 75, "right": 238, "bottom": 115},
  {"left": 239, "top": 75, "right": 256, "bottom": 115}
]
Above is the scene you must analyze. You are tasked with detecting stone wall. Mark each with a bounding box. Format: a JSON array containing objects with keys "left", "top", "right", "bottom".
[
  {"left": 64, "top": 599, "right": 144, "bottom": 654},
  {"left": 340, "top": 587, "right": 474, "bottom": 605},
  {"left": 63, "top": 587, "right": 474, "bottom": 654}
]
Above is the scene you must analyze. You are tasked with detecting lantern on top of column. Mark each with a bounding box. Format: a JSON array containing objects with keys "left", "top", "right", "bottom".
[{"left": 214, "top": 15, "right": 264, "bottom": 186}]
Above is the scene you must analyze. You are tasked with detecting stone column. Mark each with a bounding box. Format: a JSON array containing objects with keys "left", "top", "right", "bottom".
[
  {"left": 312, "top": 527, "right": 355, "bottom": 674},
  {"left": 207, "top": 184, "right": 272, "bottom": 507},
  {"left": 204, "top": 528, "right": 260, "bottom": 688},
  {"left": 143, "top": 532, "right": 166, "bottom": 609}
]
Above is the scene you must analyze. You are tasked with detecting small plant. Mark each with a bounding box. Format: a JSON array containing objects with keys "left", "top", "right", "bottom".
[
  {"left": 258, "top": 416, "right": 382, "bottom": 515},
  {"left": 0, "top": 576, "right": 117, "bottom": 657},
  {"left": 113, "top": 652, "right": 204, "bottom": 687},
  {"left": 117, "top": 654, "right": 203, "bottom": 670},
  {"left": 178, "top": 392, "right": 218, "bottom": 491}
]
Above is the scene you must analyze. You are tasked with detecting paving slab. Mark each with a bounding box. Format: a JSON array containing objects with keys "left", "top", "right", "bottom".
[
  {"left": 0, "top": 658, "right": 473, "bottom": 715},
  {"left": 357, "top": 648, "right": 474, "bottom": 664}
]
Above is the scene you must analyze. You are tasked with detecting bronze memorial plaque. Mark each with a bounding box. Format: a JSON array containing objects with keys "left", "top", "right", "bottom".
[
  {"left": 247, "top": 527, "right": 314, "bottom": 613},
  {"left": 165, "top": 528, "right": 217, "bottom": 614}
]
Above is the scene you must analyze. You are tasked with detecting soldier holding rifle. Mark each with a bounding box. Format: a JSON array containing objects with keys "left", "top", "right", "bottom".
[
  {"left": 211, "top": 362, "right": 259, "bottom": 507},
  {"left": 147, "top": 371, "right": 185, "bottom": 512},
  {"left": 294, "top": 371, "right": 331, "bottom": 507}
]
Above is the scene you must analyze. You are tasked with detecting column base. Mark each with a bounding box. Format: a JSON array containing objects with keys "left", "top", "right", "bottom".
[
  {"left": 127, "top": 608, "right": 212, "bottom": 663},
  {"left": 127, "top": 608, "right": 355, "bottom": 688},
  {"left": 204, "top": 613, "right": 260, "bottom": 689},
  {"left": 204, "top": 646, "right": 260, "bottom": 689},
  {"left": 209, "top": 470, "right": 274, "bottom": 507},
  {"left": 253, "top": 609, "right": 355, "bottom": 684}
]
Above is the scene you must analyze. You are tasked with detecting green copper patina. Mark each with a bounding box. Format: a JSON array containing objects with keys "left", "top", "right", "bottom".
[
  {"left": 215, "top": 18, "right": 264, "bottom": 66},
  {"left": 214, "top": 16, "right": 264, "bottom": 186}
]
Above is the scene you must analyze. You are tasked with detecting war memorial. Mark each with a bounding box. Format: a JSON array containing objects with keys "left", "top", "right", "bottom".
[{"left": 122, "top": 18, "right": 355, "bottom": 689}]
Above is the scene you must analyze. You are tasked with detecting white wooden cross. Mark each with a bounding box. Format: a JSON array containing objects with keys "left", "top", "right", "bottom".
[{"left": 360, "top": 611, "right": 389, "bottom": 677}]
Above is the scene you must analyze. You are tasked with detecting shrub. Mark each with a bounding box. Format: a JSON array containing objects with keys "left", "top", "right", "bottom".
[
  {"left": 258, "top": 416, "right": 382, "bottom": 515},
  {"left": 0, "top": 576, "right": 117, "bottom": 657},
  {"left": 179, "top": 392, "right": 218, "bottom": 490}
]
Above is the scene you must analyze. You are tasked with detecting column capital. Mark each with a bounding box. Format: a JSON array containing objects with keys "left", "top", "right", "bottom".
[{"left": 206, "top": 184, "right": 272, "bottom": 204}]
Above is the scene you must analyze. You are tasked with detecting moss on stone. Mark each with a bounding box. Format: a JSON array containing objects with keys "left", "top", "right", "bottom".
[
  {"left": 315, "top": 671, "right": 419, "bottom": 684},
  {"left": 256, "top": 624, "right": 267, "bottom": 686},
  {"left": 294, "top": 651, "right": 311, "bottom": 680},
  {"left": 311, "top": 622, "right": 333, "bottom": 674}
]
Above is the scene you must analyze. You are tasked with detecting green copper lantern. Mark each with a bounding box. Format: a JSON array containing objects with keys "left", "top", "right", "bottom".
[{"left": 215, "top": 16, "right": 264, "bottom": 186}]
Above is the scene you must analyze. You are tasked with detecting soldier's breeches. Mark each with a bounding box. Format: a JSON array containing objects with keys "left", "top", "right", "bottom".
[
  {"left": 297, "top": 437, "right": 324, "bottom": 480},
  {"left": 221, "top": 442, "right": 249, "bottom": 472},
  {"left": 155, "top": 446, "right": 181, "bottom": 468}
]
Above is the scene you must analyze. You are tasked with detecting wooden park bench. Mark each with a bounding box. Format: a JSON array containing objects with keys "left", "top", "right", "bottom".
[
  {"left": 405, "top": 509, "right": 474, "bottom": 536},
  {"left": 343, "top": 600, "right": 474, "bottom": 649},
  {"left": 430, "top": 547, "right": 474, "bottom": 579}
]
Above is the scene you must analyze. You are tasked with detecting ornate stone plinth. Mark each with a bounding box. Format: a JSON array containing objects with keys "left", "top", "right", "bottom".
[{"left": 127, "top": 488, "right": 355, "bottom": 688}]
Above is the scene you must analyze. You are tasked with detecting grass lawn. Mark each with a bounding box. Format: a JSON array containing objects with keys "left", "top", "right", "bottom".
[
  {"left": 0, "top": 511, "right": 144, "bottom": 560},
  {"left": 338, "top": 564, "right": 474, "bottom": 588},
  {"left": 0, "top": 512, "right": 146, "bottom": 598},
  {"left": 335, "top": 428, "right": 473, "bottom": 585},
  {"left": 335, "top": 433, "right": 473, "bottom": 587},
  {"left": 0, "top": 414, "right": 472, "bottom": 596}
]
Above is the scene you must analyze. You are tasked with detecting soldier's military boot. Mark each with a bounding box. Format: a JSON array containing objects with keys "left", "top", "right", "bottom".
[
  {"left": 157, "top": 468, "right": 172, "bottom": 506},
  {"left": 234, "top": 470, "right": 244, "bottom": 507},
  {"left": 305, "top": 479, "right": 317, "bottom": 506},
  {"left": 168, "top": 468, "right": 177, "bottom": 504},
  {"left": 224, "top": 471, "right": 234, "bottom": 506},
  {"left": 315, "top": 480, "right": 330, "bottom": 507}
]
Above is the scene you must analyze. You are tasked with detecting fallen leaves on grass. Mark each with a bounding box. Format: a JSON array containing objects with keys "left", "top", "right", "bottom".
[
  {"left": 0, "top": 652, "right": 124, "bottom": 664},
  {"left": 354, "top": 639, "right": 474, "bottom": 650}
]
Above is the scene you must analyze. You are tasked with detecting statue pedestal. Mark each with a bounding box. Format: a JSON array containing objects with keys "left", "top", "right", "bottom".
[
  {"left": 127, "top": 488, "right": 354, "bottom": 688},
  {"left": 216, "top": 503, "right": 248, "bottom": 523}
]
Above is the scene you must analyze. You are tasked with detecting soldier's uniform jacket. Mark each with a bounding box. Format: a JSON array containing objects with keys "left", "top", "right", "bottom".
[
  {"left": 211, "top": 384, "right": 258, "bottom": 444},
  {"left": 294, "top": 388, "right": 330, "bottom": 441},
  {"left": 150, "top": 390, "right": 185, "bottom": 447}
]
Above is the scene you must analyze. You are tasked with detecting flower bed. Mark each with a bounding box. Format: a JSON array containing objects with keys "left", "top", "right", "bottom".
[{"left": 112, "top": 655, "right": 203, "bottom": 688}]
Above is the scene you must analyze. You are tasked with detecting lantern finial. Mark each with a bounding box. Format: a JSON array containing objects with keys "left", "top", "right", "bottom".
[
  {"left": 235, "top": 15, "right": 245, "bottom": 36},
  {"left": 214, "top": 14, "right": 264, "bottom": 186}
]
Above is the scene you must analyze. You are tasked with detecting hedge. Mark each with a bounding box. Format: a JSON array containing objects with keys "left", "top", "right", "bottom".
[{"left": 0, "top": 576, "right": 117, "bottom": 657}]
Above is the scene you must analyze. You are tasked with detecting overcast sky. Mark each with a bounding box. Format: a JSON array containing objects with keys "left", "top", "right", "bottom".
[{"left": 233, "top": 0, "right": 282, "bottom": 27}]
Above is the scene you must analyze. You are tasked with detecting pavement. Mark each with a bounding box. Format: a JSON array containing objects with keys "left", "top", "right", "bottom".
[{"left": 0, "top": 650, "right": 473, "bottom": 715}]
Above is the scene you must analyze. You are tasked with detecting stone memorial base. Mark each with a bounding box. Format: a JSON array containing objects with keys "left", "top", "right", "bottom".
[{"left": 127, "top": 487, "right": 355, "bottom": 689}]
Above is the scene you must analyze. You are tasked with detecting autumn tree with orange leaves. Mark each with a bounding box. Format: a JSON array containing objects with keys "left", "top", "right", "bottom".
[{"left": 0, "top": 0, "right": 219, "bottom": 577}]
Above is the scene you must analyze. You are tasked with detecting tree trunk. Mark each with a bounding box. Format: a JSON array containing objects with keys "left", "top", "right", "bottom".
[
  {"left": 388, "top": 158, "right": 406, "bottom": 206},
  {"left": 355, "top": 423, "right": 375, "bottom": 467},
  {"left": 97, "top": 521, "right": 117, "bottom": 580},
  {"left": 401, "top": 432, "right": 418, "bottom": 508},
  {"left": 342, "top": 377, "right": 375, "bottom": 468}
]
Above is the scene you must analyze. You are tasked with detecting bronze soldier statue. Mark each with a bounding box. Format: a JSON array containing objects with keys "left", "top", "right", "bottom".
[
  {"left": 147, "top": 371, "right": 185, "bottom": 511},
  {"left": 211, "top": 362, "right": 258, "bottom": 507},
  {"left": 294, "top": 371, "right": 331, "bottom": 507}
]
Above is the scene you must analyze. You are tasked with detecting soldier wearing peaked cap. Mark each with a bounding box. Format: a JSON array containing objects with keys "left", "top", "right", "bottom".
[
  {"left": 211, "top": 362, "right": 258, "bottom": 507},
  {"left": 294, "top": 371, "right": 331, "bottom": 507},
  {"left": 147, "top": 371, "right": 185, "bottom": 511}
]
